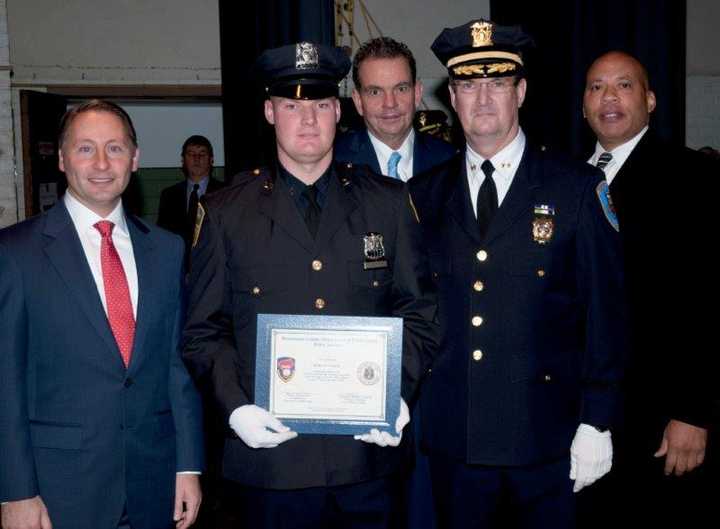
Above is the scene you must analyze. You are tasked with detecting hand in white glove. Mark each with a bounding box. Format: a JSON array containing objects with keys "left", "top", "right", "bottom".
[
  {"left": 228, "top": 404, "right": 297, "bottom": 449},
  {"left": 570, "top": 423, "right": 613, "bottom": 493},
  {"left": 354, "top": 398, "right": 410, "bottom": 447}
]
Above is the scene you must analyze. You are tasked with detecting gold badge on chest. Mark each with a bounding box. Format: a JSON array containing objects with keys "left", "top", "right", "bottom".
[{"left": 532, "top": 204, "right": 555, "bottom": 244}]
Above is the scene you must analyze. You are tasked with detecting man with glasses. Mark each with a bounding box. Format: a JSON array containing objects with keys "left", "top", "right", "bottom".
[{"left": 408, "top": 19, "right": 627, "bottom": 528}]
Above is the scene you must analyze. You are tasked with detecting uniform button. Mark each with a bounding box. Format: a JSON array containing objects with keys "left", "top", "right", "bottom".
[
  {"left": 372, "top": 280, "right": 380, "bottom": 287},
  {"left": 476, "top": 250, "right": 488, "bottom": 262},
  {"left": 473, "top": 280, "right": 484, "bottom": 292},
  {"left": 472, "top": 350, "right": 483, "bottom": 361},
  {"left": 311, "top": 260, "right": 323, "bottom": 271},
  {"left": 537, "top": 269, "right": 545, "bottom": 277},
  {"left": 252, "top": 286, "right": 261, "bottom": 295},
  {"left": 315, "top": 298, "right": 326, "bottom": 310},
  {"left": 471, "top": 315, "right": 483, "bottom": 327},
  {"left": 544, "top": 374, "right": 552, "bottom": 382},
  {"left": 124, "top": 378, "right": 134, "bottom": 388}
]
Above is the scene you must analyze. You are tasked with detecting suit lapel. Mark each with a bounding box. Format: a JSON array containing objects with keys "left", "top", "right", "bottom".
[
  {"left": 126, "top": 216, "right": 158, "bottom": 373},
  {"left": 484, "top": 144, "right": 541, "bottom": 246},
  {"left": 356, "top": 130, "right": 382, "bottom": 174},
  {"left": 42, "top": 203, "right": 125, "bottom": 369},
  {"left": 444, "top": 155, "right": 483, "bottom": 245},
  {"left": 413, "top": 132, "right": 429, "bottom": 176},
  {"left": 258, "top": 168, "right": 316, "bottom": 253}
]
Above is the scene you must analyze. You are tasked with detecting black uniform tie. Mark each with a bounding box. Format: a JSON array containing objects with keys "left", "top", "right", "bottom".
[
  {"left": 303, "top": 185, "right": 321, "bottom": 238},
  {"left": 476, "top": 160, "right": 498, "bottom": 240}
]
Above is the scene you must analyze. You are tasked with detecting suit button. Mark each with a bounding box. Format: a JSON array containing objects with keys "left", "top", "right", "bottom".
[
  {"left": 252, "top": 286, "right": 261, "bottom": 295},
  {"left": 472, "top": 350, "right": 483, "bottom": 361},
  {"left": 476, "top": 250, "right": 488, "bottom": 262},
  {"left": 537, "top": 269, "right": 545, "bottom": 277},
  {"left": 471, "top": 315, "right": 483, "bottom": 327},
  {"left": 473, "top": 280, "right": 484, "bottom": 292},
  {"left": 311, "top": 260, "right": 323, "bottom": 271},
  {"left": 124, "top": 378, "right": 133, "bottom": 388},
  {"left": 315, "top": 298, "right": 326, "bottom": 309}
]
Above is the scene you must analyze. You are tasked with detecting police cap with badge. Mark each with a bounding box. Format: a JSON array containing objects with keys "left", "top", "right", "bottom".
[
  {"left": 256, "top": 42, "right": 351, "bottom": 100},
  {"left": 431, "top": 19, "right": 533, "bottom": 79}
]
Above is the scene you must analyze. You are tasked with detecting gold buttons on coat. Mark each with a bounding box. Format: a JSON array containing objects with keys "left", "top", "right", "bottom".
[
  {"left": 372, "top": 280, "right": 380, "bottom": 287},
  {"left": 544, "top": 374, "right": 552, "bottom": 382},
  {"left": 537, "top": 269, "right": 545, "bottom": 277},
  {"left": 473, "top": 280, "right": 484, "bottom": 292},
  {"left": 311, "top": 260, "right": 323, "bottom": 271},
  {"left": 471, "top": 316, "right": 484, "bottom": 327},
  {"left": 251, "top": 286, "right": 261, "bottom": 295},
  {"left": 476, "top": 250, "right": 488, "bottom": 262},
  {"left": 315, "top": 298, "right": 326, "bottom": 309},
  {"left": 472, "top": 350, "right": 483, "bottom": 361}
]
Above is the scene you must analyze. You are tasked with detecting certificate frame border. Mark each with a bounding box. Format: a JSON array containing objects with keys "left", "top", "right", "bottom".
[{"left": 255, "top": 313, "right": 403, "bottom": 435}]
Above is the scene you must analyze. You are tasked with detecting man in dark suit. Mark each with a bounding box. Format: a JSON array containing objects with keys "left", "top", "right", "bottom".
[
  {"left": 182, "top": 42, "right": 439, "bottom": 529},
  {"left": 156, "top": 135, "right": 223, "bottom": 247},
  {"left": 0, "top": 100, "right": 204, "bottom": 529},
  {"left": 581, "top": 50, "right": 716, "bottom": 527},
  {"left": 409, "top": 20, "right": 627, "bottom": 529},
  {"left": 335, "top": 37, "right": 456, "bottom": 180}
]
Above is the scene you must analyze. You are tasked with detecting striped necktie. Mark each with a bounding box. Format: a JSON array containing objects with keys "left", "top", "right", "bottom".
[{"left": 596, "top": 152, "right": 613, "bottom": 170}]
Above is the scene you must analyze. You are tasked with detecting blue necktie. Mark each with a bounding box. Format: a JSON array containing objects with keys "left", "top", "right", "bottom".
[{"left": 387, "top": 152, "right": 401, "bottom": 179}]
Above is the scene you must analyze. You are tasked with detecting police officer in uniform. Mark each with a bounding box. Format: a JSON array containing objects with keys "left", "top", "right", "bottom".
[
  {"left": 409, "top": 20, "right": 627, "bottom": 528},
  {"left": 182, "top": 42, "right": 439, "bottom": 529}
]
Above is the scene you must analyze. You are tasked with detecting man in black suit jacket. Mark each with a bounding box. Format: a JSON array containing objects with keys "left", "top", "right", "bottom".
[
  {"left": 335, "top": 37, "right": 456, "bottom": 181},
  {"left": 182, "top": 42, "right": 439, "bottom": 529},
  {"left": 156, "top": 135, "right": 223, "bottom": 245},
  {"left": 409, "top": 20, "right": 627, "bottom": 529},
  {"left": 582, "top": 50, "right": 716, "bottom": 527}
]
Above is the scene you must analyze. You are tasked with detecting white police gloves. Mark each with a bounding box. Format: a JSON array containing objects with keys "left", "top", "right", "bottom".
[
  {"left": 228, "top": 404, "right": 297, "bottom": 449},
  {"left": 354, "top": 399, "right": 410, "bottom": 447},
  {"left": 570, "top": 423, "right": 613, "bottom": 492}
]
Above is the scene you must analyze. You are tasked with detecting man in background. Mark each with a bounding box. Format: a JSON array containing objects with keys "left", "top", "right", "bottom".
[{"left": 336, "top": 36, "right": 456, "bottom": 180}]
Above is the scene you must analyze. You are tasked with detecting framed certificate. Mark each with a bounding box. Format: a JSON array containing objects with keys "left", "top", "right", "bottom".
[{"left": 255, "top": 314, "right": 403, "bottom": 435}]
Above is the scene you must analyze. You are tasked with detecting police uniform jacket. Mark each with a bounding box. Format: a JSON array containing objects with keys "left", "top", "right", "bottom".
[
  {"left": 182, "top": 161, "right": 439, "bottom": 490},
  {"left": 409, "top": 144, "right": 627, "bottom": 467}
]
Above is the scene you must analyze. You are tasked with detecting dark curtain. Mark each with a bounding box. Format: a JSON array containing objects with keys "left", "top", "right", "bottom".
[
  {"left": 490, "top": 0, "right": 686, "bottom": 158},
  {"left": 218, "top": 0, "right": 335, "bottom": 176}
]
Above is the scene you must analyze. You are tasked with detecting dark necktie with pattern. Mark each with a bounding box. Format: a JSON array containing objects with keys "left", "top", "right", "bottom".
[
  {"left": 596, "top": 152, "right": 613, "bottom": 170},
  {"left": 476, "top": 159, "right": 498, "bottom": 241}
]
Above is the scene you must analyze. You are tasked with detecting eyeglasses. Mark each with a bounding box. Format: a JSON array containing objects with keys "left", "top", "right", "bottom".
[{"left": 453, "top": 78, "right": 516, "bottom": 95}]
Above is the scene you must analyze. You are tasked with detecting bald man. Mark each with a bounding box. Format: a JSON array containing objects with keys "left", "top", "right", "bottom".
[{"left": 582, "top": 50, "right": 717, "bottom": 527}]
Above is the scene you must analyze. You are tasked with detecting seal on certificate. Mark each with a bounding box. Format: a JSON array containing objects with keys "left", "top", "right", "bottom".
[
  {"left": 277, "top": 356, "right": 296, "bottom": 382},
  {"left": 357, "top": 361, "right": 381, "bottom": 385}
]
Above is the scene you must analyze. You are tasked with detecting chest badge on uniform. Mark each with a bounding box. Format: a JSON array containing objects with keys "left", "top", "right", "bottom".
[
  {"left": 276, "top": 357, "right": 295, "bottom": 382},
  {"left": 363, "top": 232, "right": 388, "bottom": 270},
  {"left": 596, "top": 181, "right": 619, "bottom": 232},
  {"left": 532, "top": 204, "right": 555, "bottom": 244}
]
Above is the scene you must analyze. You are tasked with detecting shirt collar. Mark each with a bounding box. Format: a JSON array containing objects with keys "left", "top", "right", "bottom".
[
  {"left": 64, "top": 189, "right": 129, "bottom": 236},
  {"left": 277, "top": 162, "right": 332, "bottom": 208},
  {"left": 589, "top": 125, "right": 648, "bottom": 168},
  {"left": 466, "top": 128, "right": 526, "bottom": 186},
  {"left": 367, "top": 128, "right": 415, "bottom": 163},
  {"left": 186, "top": 175, "right": 210, "bottom": 195}
]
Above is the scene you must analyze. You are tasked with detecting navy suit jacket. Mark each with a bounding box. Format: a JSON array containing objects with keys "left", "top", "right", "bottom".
[
  {"left": 335, "top": 127, "right": 456, "bottom": 178},
  {"left": 0, "top": 202, "right": 204, "bottom": 529},
  {"left": 410, "top": 146, "right": 627, "bottom": 466}
]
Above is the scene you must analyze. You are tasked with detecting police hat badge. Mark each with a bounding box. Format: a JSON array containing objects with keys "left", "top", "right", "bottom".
[
  {"left": 276, "top": 356, "right": 295, "bottom": 382},
  {"left": 363, "top": 232, "right": 388, "bottom": 270},
  {"left": 532, "top": 204, "right": 555, "bottom": 244}
]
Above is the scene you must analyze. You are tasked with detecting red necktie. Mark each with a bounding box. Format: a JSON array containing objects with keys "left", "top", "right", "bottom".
[{"left": 94, "top": 220, "right": 135, "bottom": 367}]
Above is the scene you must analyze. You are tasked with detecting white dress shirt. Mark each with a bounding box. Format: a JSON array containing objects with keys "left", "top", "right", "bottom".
[
  {"left": 64, "top": 191, "right": 138, "bottom": 318},
  {"left": 368, "top": 128, "right": 415, "bottom": 182},
  {"left": 466, "top": 128, "right": 526, "bottom": 217},
  {"left": 587, "top": 126, "right": 648, "bottom": 185}
]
